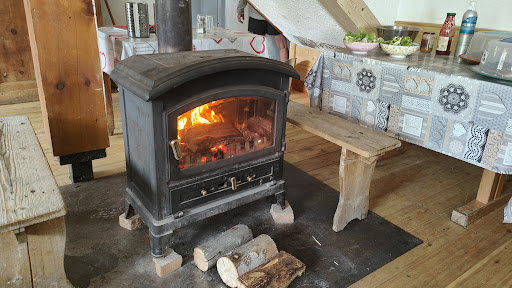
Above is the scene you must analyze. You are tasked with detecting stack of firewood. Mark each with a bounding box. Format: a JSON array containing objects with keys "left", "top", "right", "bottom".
[{"left": 194, "top": 224, "right": 306, "bottom": 288}]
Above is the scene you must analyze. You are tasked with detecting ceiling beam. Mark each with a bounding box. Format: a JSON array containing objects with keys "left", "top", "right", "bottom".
[{"left": 317, "top": 0, "right": 380, "bottom": 33}]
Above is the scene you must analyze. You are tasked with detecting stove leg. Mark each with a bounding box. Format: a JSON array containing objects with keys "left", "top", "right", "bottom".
[
  {"left": 150, "top": 231, "right": 173, "bottom": 258},
  {"left": 275, "top": 191, "right": 286, "bottom": 210},
  {"left": 119, "top": 201, "right": 144, "bottom": 230},
  {"left": 125, "top": 201, "right": 135, "bottom": 218},
  {"left": 270, "top": 199, "right": 294, "bottom": 224}
]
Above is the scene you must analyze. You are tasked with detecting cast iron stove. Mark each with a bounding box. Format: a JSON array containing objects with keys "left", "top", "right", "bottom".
[{"left": 111, "top": 49, "right": 299, "bottom": 256}]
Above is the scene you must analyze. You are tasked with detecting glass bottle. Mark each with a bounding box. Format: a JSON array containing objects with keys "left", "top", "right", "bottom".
[
  {"left": 436, "top": 13, "right": 456, "bottom": 55},
  {"left": 420, "top": 32, "right": 436, "bottom": 53}
]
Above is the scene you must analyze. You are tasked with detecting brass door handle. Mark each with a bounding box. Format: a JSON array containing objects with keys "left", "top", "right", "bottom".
[
  {"left": 170, "top": 140, "right": 182, "bottom": 160},
  {"left": 230, "top": 177, "right": 237, "bottom": 190}
]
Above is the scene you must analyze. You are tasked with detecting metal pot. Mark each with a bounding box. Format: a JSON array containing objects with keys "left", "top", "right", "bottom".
[{"left": 375, "top": 26, "right": 422, "bottom": 41}]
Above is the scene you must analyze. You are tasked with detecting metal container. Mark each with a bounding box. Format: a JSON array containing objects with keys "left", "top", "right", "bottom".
[
  {"left": 155, "top": 0, "right": 192, "bottom": 53},
  {"left": 125, "top": 2, "right": 150, "bottom": 38},
  {"left": 375, "top": 26, "right": 422, "bottom": 41}
]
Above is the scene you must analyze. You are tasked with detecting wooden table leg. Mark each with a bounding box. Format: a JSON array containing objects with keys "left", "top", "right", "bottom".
[
  {"left": 332, "top": 148, "right": 379, "bottom": 232},
  {"left": 451, "top": 169, "right": 511, "bottom": 227},
  {"left": 104, "top": 72, "right": 115, "bottom": 136}
]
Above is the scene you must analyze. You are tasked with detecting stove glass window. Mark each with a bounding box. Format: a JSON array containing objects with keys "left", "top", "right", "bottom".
[{"left": 177, "top": 97, "right": 276, "bottom": 170}]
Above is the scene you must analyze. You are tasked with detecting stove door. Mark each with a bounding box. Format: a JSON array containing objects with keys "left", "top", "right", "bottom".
[{"left": 166, "top": 86, "right": 286, "bottom": 181}]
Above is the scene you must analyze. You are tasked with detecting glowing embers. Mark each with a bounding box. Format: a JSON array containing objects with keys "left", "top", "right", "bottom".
[{"left": 176, "top": 97, "right": 276, "bottom": 170}]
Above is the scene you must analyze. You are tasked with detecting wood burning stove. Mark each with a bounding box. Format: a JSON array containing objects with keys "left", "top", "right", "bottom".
[{"left": 111, "top": 50, "right": 299, "bottom": 257}]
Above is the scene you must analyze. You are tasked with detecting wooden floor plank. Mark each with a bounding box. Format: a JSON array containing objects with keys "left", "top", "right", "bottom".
[
  {"left": 377, "top": 207, "right": 512, "bottom": 288},
  {"left": 446, "top": 237, "right": 512, "bottom": 288}
]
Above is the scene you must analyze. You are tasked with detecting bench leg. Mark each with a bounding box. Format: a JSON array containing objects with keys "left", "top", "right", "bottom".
[
  {"left": 25, "top": 216, "right": 73, "bottom": 287},
  {"left": 332, "top": 148, "right": 378, "bottom": 232}
]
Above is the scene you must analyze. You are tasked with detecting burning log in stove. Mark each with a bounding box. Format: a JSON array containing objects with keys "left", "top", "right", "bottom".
[
  {"left": 180, "top": 122, "right": 245, "bottom": 154},
  {"left": 247, "top": 116, "right": 273, "bottom": 137}
]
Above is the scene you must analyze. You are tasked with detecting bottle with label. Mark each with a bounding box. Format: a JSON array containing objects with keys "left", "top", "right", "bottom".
[
  {"left": 436, "top": 13, "right": 456, "bottom": 55},
  {"left": 454, "top": 1, "right": 478, "bottom": 56}
]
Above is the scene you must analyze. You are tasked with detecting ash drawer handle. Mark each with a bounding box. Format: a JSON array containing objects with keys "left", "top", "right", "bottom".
[
  {"left": 170, "top": 140, "right": 183, "bottom": 160},
  {"left": 230, "top": 177, "right": 237, "bottom": 190}
]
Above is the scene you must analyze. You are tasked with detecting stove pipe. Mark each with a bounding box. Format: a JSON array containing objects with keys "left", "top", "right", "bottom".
[{"left": 155, "top": 0, "right": 192, "bottom": 53}]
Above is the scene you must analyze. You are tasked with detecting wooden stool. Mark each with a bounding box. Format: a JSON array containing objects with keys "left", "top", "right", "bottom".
[
  {"left": 0, "top": 116, "right": 72, "bottom": 287},
  {"left": 287, "top": 101, "right": 401, "bottom": 231}
]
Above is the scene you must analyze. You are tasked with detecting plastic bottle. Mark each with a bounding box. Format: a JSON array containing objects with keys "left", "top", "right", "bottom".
[
  {"left": 454, "top": 1, "right": 478, "bottom": 57},
  {"left": 436, "top": 13, "right": 457, "bottom": 55}
]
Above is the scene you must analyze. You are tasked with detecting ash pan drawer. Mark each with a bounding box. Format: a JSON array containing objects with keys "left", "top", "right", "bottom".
[{"left": 170, "top": 160, "right": 281, "bottom": 212}]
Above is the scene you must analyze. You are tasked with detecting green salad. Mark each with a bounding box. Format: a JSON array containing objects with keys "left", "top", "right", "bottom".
[
  {"left": 344, "top": 28, "right": 384, "bottom": 44},
  {"left": 382, "top": 36, "right": 414, "bottom": 46}
]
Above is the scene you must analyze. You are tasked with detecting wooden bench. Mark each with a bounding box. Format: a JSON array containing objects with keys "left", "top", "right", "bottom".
[
  {"left": 287, "top": 101, "right": 401, "bottom": 231},
  {"left": 0, "top": 116, "right": 71, "bottom": 287}
]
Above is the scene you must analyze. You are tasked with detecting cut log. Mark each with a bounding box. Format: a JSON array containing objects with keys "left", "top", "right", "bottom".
[
  {"left": 217, "top": 234, "right": 278, "bottom": 287},
  {"left": 236, "top": 251, "right": 306, "bottom": 288},
  {"left": 194, "top": 224, "right": 253, "bottom": 272},
  {"left": 247, "top": 116, "right": 273, "bottom": 137},
  {"left": 181, "top": 123, "right": 245, "bottom": 153}
]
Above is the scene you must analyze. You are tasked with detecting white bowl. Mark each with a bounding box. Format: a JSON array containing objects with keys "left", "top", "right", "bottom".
[
  {"left": 380, "top": 43, "right": 420, "bottom": 58},
  {"left": 343, "top": 40, "right": 380, "bottom": 54}
]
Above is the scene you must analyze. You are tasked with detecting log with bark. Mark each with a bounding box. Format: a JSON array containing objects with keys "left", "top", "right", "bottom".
[
  {"left": 194, "top": 224, "right": 253, "bottom": 272},
  {"left": 236, "top": 251, "right": 306, "bottom": 288},
  {"left": 217, "top": 234, "right": 278, "bottom": 287},
  {"left": 181, "top": 123, "right": 245, "bottom": 153},
  {"left": 247, "top": 116, "right": 273, "bottom": 137}
]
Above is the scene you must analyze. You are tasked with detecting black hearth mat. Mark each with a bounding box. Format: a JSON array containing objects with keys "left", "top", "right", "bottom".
[{"left": 62, "top": 162, "right": 422, "bottom": 287}]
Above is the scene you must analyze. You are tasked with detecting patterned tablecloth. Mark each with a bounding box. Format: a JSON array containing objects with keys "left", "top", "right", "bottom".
[
  {"left": 305, "top": 48, "right": 512, "bottom": 174},
  {"left": 97, "top": 26, "right": 270, "bottom": 74}
]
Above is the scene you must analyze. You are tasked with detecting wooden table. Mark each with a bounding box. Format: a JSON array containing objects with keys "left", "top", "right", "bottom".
[
  {"left": 305, "top": 48, "right": 512, "bottom": 227},
  {"left": 0, "top": 115, "right": 71, "bottom": 287}
]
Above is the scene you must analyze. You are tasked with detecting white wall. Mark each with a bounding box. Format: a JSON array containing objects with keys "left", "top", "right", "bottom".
[
  {"left": 396, "top": 0, "right": 512, "bottom": 31},
  {"left": 363, "top": 0, "right": 401, "bottom": 26}
]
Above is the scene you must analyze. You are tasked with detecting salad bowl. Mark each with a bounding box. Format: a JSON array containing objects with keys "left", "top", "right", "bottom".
[
  {"left": 343, "top": 28, "right": 383, "bottom": 54},
  {"left": 379, "top": 37, "right": 419, "bottom": 58},
  {"left": 343, "top": 40, "right": 380, "bottom": 54},
  {"left": 380, "top": 43, "right": 420, "bottom": 58}
]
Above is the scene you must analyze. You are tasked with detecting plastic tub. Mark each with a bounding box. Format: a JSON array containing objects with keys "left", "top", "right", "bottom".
[
  {"left": 478, "top": 39, "right": 512, "bottom": 78},
  {"left": 464, "top": 31, "right": 512, "bottom": 62}
]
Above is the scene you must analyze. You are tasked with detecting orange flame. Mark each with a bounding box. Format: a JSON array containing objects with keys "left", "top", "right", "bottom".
[{"left": 177, "top": 102, "right": 224, "bottom": 141}]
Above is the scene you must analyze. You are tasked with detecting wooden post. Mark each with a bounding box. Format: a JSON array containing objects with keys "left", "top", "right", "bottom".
[
  {"left": 317, "top": 0, "right": 380, "bottom": 33},
  {"left": 103, "top": 73, "right": 116, "bottom": 136},
  {"left": 332, "top": 148, "right": 379, "bottom": 232},
  {"left": 217, "top": 234, "right": 278, "bottom": 287},
  {"left": 23, "top": 0, "right": 109, "bottom": 157},
  {"left": 94, "top": 0, "right": 116, "bottom": 136},
  {"left": 0, "top": 0, "right": 38, "bottom": 105}
]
